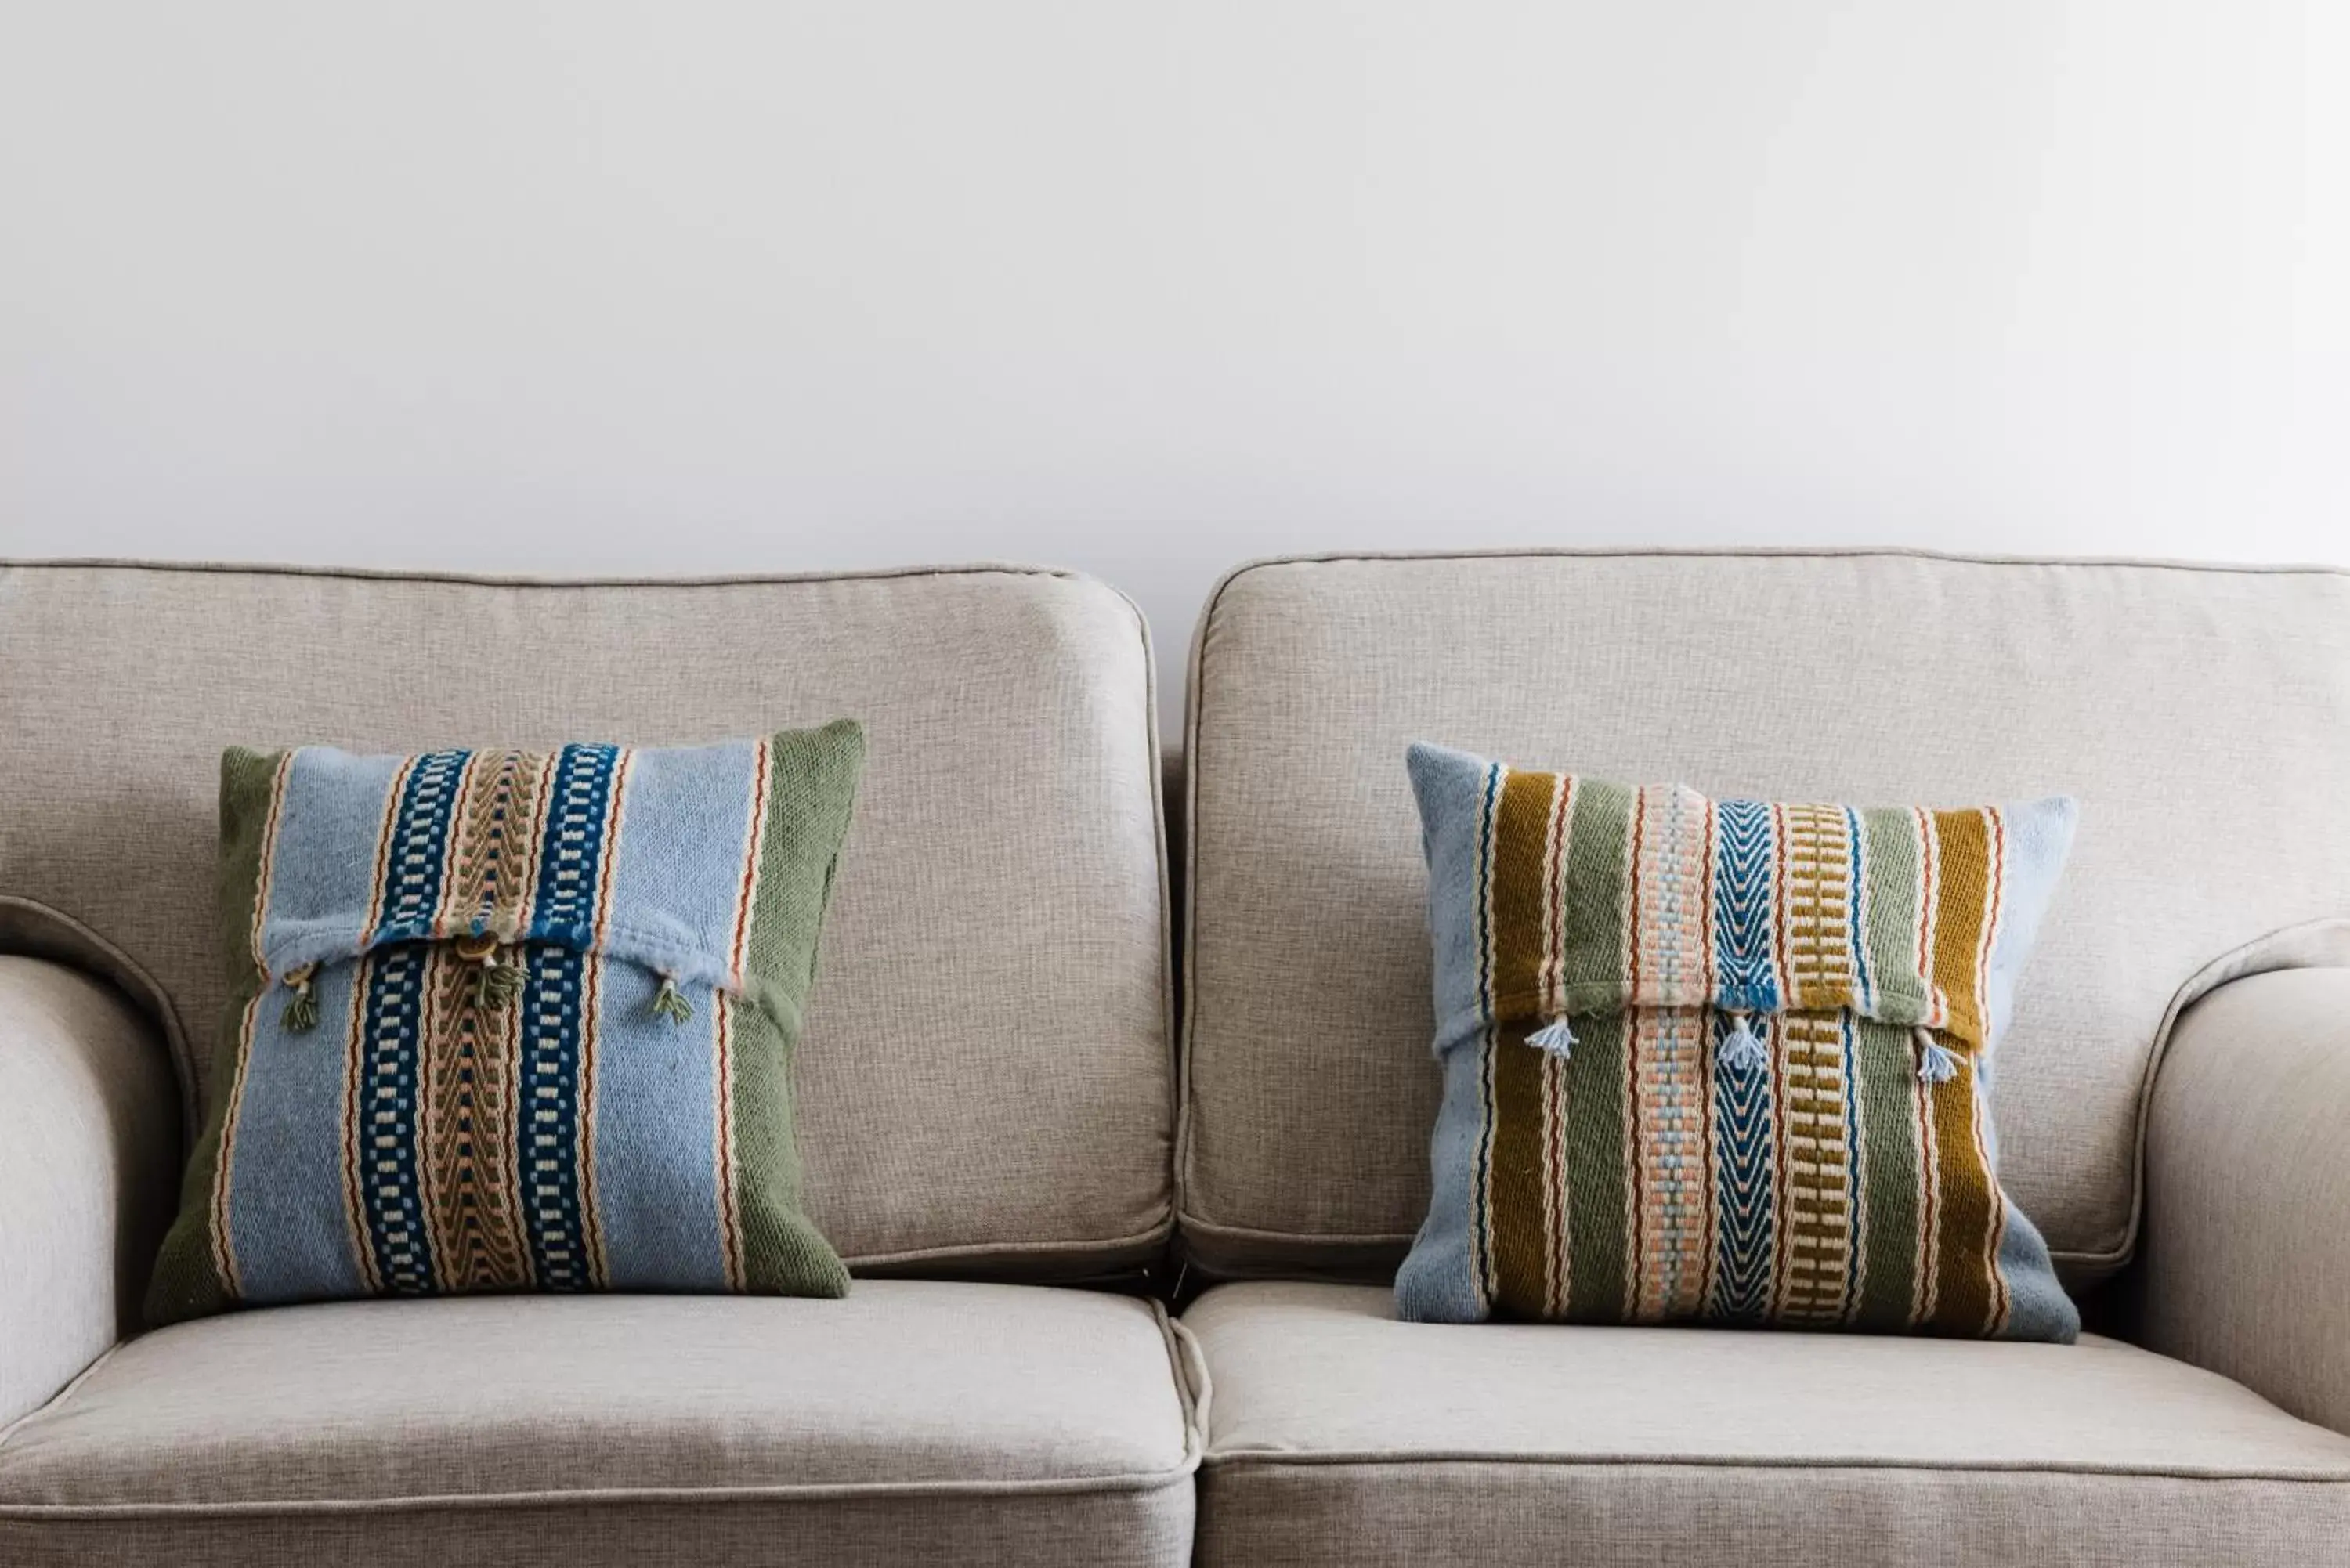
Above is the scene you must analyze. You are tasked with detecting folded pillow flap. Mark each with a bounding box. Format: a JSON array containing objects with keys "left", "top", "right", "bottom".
[
  {"left": 248, "top": 727, "right": 863, "bottom": 1027},
  {"left": 1409, "top": 742, "right": 2077, "bottom": 1065}
]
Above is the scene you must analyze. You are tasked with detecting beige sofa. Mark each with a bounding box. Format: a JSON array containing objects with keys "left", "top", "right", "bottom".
[{"left": 3, "top": 551, "right": 2348, "bottom": 1566}]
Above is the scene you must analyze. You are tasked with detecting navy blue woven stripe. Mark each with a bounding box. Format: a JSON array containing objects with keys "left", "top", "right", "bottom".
[
  {"left": 371, "top": 750, "right": 469, "bottom": 944},
  {"left": 1709, "top": 1012, "right": 1776, "bottom": 1321},
  {"left": 357, "top": 945, "right": 435, "bottom": 1292},
  {"left": 518, "top": 943, "right": 592, "bottom": 1289},
  {"left": 530, "top": 744, "right": 622, "bottom": 947},
  {"left": 1712, "top": 798, "right": 1781, "bottom": 1011}
]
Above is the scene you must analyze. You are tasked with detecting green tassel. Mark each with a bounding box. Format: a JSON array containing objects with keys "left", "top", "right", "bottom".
[
  {"left": 281, "top": 965, "right": 319, "bottom": 1033},
  {"left": 650, "top": 975, "right": 694, "bottom": 1025},
  {"left": 472, "top": 958, "right": 526, "bottom": 1010}
]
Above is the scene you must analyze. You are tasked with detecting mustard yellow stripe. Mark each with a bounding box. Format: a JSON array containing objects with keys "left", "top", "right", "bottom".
[{"left": 1928, "top": 808, "right": 1996, "bottom": 1050}]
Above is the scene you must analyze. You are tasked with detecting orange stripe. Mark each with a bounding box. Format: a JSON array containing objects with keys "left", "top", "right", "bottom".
[
  {"left": 577, "top": 948, "right": 607, "bottom": 1288},
  {"left": 1913, "top": 807, "right": 1941, "bottom": 1028},
  {"left": 728, "top": 738, "right": 773, "bottom": 989},
  {"left": 363, "top": 756, "right": 419, "bottom": 938},
  {"left": 591, "top": 752, "right": 634, "bottom": 949},
  {"left": 512, "top": 749, "right": 562, "bottom": 937},
  {"left": 209, "top": 995, "right": 264, "bottom": 1299},
  {"left": 1974, "top": 808, "right": 2008, "bottom": 1041},
  {"left": 1911, "top": 1055, "right": 1942, "bottom": 1324},
  {"left": 1623, "top": 790, "right": 1648, "bottom": 1000},
  {"left": 712, "top": 990, "right": 744, "bottom": 1291},
  {"left": 1543, "top": 775, "right": 1571, "bottom": 1011},
  {"left": 339, "top": 952, "right": 382, "bottom": 1294}
]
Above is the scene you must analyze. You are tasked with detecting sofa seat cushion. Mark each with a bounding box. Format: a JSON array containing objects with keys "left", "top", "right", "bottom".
[
  {"left": 1186, "top": 1282, "right": 2350, "bottom": 1567},
  {"left": 0, "top": 1281, "right": 1200, "bottom": 1567}
]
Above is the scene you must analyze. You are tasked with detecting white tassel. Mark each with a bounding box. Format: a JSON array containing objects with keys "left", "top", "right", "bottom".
[
  {"left": 1716, "top": 1011, "right": 1768, "bottom": 1074},
  {"left": 1915, "top": 1028, "right": 1961, "bottom": 1086},
  {"left": 1527, "top": 1015, "right": 1578, "bottom": 1060}
]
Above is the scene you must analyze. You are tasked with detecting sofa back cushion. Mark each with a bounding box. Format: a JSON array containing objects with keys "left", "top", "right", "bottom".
[
  {"left": 0, "top": 562, "right": 1170, "bottom": 1277},
  {"left": 1179, "top": 551, "right": 2350, "bottom": 1284}
]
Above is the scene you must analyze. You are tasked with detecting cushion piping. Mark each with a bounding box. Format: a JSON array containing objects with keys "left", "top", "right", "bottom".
[
  {"left": 1197, "top": 1450, "right": 2350, "bottom": 1484},
  {"left": 0, "top": 896, "right": 195, "bottom": 1150},
  {"left": 844, "top": 1217, "right": 1173, "bottom": 1271},
  {"left": 1175, "top": 547, "right": 2350, "bottom": 1280}
]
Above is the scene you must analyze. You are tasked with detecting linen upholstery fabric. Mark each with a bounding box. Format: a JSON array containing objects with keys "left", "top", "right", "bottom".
[
  {"left": 2138, "top": 961, "right": 2350, "bottom": 1436},
  {"left": 148, "top": 726, "right": 863, "bottom": 1324},
  {"left": 0, "top": 1281, "right": 1201, "bottom": 1568},
  {"left": 1180, "top": 550, "right": 2350, "bottom": 1281},
  {"left": 1186, "top": 1281, "right": 2350, "bottom": 1567},
  {"left": 0, "top": 960, "right": 179, "bottom": 1427},
  {"left": 0, "top": 561, "right": 1172, "bottom": 1277},
  {"left": 1397, "top": 744, "right": 2076, "bottom": 1338}
]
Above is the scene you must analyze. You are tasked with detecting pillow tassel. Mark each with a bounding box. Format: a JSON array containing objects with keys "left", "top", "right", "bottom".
[
  {"left": 1527, "top": 1015, "right": 1578, "bottom": 1059},
  {"left": 650, "top": 974, "right": 696, "bottom": 1026},
  {"left": 1914, "top": 1028, "right": 1961, "bottom": 1086},
  {"left": 280, "top": 964, "right": 319, "bottom": 1034},
  {"left": 1716, "top": 1011, "right": 1768, "bottom": 1074}
]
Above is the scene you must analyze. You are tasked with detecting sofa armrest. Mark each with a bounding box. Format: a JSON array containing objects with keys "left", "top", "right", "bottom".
[
  {"left": 0, "top": 956, "right": 179, "bottom": 1427},
  {"left": 2138, "top": 966, "right": 2350, "bottom": 1435}
]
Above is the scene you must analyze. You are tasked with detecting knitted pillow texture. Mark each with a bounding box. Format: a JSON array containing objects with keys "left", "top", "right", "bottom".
[
  {"left": 1395, "top": 743, "right": 2080, "bottom": 1341},
  {"left": 148, "top": 721, "right": 864, "bottom": 1325}
]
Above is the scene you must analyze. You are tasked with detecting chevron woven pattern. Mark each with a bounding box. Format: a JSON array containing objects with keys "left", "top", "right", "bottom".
[{"left": 1396, "top": 743, "right": 2082, "bottom": 1341}]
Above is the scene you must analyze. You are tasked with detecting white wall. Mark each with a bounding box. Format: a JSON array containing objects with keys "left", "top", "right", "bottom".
[{"left": 5, "top": 2, "right": 2345, "bottom": 710}]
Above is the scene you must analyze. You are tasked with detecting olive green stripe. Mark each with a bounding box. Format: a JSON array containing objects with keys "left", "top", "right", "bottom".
[
  {"left": 1848, "top": 1017, "right": 1924, "bottom": 1331},
  {"left": 1562, "top": 1010, "right": 1630, "bottom": 1321},
  {"left": 145, "top": 748, "right": 286, "bottom": 1326},
  {"left": 1557, "top": 779, "right": 1633, "bottom": 999},
  {"left": 734, "top": 721, "right": 864, "bottom": 1296},
  {"left": 1858, "top": 807, "right": 1928, "bottom": 1024}
]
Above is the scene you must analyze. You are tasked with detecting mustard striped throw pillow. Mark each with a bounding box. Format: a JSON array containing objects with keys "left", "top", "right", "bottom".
[{"left": 1396, "top": 742, "right": 2079, "bottom": 1341}]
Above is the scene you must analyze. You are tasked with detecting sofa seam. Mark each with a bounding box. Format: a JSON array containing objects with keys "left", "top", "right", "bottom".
[
  {"left": 1156, "top": 1297, "right": 1213, "bottom": 1457},
  {"left": 842, "top": 1216, "right": 1173, "bottom": 1271},
  {"left": 0, "top": 1466, "right": 1202, "bottom": 1522},
  {"left": 1195, "top": 1450, "right": 2350, "bottom": 1485},
  {"left": 0, "top": 558, "right": 1089, "bottom": 592},
  {"left": 2100, "top": 916, "right": 2350, "bottom": 1271},
  {"left": 1191, "top": 545, "right": 2350, "bottom": 580},
  {"left": 0, "top": 896, "right": 198, "bottom": 1150},
  {"left": 1153, "top": 1300, "right": 1213, "bottom": 1476},
  {"left": 1173, "top": 558, "right": 1269, "bottom": 1247},
  {"left": 0, "top": 1342, "right": 129, "bottom": 1458},
  {"left": 1098, "top": 576, "right": 1184, "bottom": 1273},
  {"left": 1176, "top": 1212, "right": 1415, "bottom": 1249}
]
